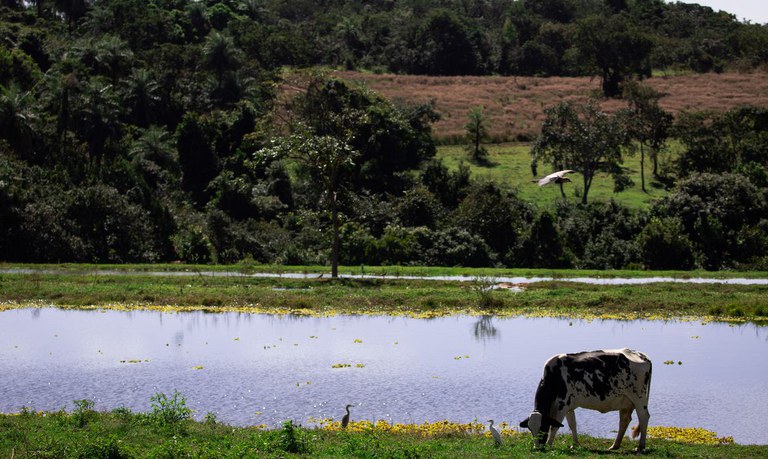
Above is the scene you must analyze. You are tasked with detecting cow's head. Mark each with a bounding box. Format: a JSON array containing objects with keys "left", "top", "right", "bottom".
[{"left": 519, "top": 411, "right": 563, "bottom": 447}]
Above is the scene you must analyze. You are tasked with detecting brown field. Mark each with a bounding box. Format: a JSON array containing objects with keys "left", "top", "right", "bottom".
[{"left": 330, "top": 70, "right": 768, "bottom": 142}]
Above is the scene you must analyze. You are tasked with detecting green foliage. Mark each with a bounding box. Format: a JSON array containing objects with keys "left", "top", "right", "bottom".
[
  {"left": 674, "top": 106, "right": 768, "bottom": 181},
  {"left": 517, "top": 211, "right": 573, "bottom": 268},
  {"left": 532, "top": 99, "right": 632, "bottom": 204},
  {"left": 575, "top": 15, "right": 653, "bottom": 97},
  {"left": 638, "top": 217, "right": 695, "bottom": 270},
  {"left": 148, "top": 391, "right": 192, "bottom": 431},
  {"left": 652, "top": 173, "right": 767, "bottom": 269},
  {"left": 277, "top": 420, "right": 310, "bottom": 454},
  {"left": 71, "top": 399, "right": 97, "bottom": 428},
  {"left": 453, "top": 181, "right": 531, "bottom": 259}
]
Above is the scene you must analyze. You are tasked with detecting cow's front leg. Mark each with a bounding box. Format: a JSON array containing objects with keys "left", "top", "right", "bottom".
[
  {"left": 609, "top": 408, "right": 633, "bottom": 450},
  {"left": 565, "top": 410, "right": 579, "bottom": 447},
  {"left": 546, "top": 413, "right": 566, "bottom": 447}
]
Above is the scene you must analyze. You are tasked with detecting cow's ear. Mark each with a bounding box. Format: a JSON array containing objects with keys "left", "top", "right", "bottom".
[
  {"left": 549, "top": 417, "right": 564, "bottom": 428},
  {"left": 519, "top": 418, "right": 529, "bottom": 428}
]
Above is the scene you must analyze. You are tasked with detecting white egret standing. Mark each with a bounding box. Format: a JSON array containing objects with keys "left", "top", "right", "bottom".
[
  {"left": 487, "top": 419, "right": 502, "bottom": 447},
  {"left": 341, "top": 404, "right": 353, "bottom": 428}
]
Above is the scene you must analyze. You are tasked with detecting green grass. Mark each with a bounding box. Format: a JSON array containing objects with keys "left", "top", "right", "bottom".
[
  {"left": 2, "top": 266, "right": 768, "bottom": 321},
  {"left": 5, "top": 262, "right": 768, "bottom": 279},
  {"left": 1, "top": 408, "right": 765, "bottom": 458},
  {"left": 436, "top": 143, "right": 682, "bottom": 209}
]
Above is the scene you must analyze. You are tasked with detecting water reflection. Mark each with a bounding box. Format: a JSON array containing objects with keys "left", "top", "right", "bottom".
[
  {"left": 473, "top": 316, "right": 499, "bottom": 342},
  {"left": 0, "top": 308, "right": 766, "bottom": 445}
]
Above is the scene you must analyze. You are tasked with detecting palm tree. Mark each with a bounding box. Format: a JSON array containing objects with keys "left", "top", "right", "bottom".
[
  {"left": 95, "top": 35, "right": 133, "bottom": 83},
  {"left": 82, "top": 4, "right": 115, "bottom": 36},
  {"left": 125, "top": 68, "right": 160, "bottom": 127},
  {"left": 0, "top": 84, "right": 38, "bottom": 159},
  {"left": 129, "top": 125, "right": 178, "bottom": 189},
  {"left": 203, "top": 31, "right": 240, "bottom": 89},
  {"left": 74, "top": 79, "right": 121, "bottom": 164}
]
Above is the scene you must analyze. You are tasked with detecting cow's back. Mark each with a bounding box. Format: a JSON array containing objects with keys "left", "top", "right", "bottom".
[{"left": 537, "top": 348, "right": 651, "bottom": 415}]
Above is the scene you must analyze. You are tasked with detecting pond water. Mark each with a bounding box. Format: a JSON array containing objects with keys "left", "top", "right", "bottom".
[{"left": 1, "top": 308, "right": 767, "bottom": 444}]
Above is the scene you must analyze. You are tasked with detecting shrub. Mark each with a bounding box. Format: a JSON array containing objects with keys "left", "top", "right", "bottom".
[
  {"left": 76, "top": 434, "right": 125, "bottom": 459},
  {"left": 471, "top": 277, "right": 504, "bottom": 310},
  {"left": 72, "top": 399, "right": 97, "bottom": 428},
  {"left": 637, "top": 217, "right": 695, "bottom": 270},
  {"left": 148, "top": 391, "right": 192, "bottom": 431},
  {"left": 278, "top": 420, "right": 311, "bottom": 454}
]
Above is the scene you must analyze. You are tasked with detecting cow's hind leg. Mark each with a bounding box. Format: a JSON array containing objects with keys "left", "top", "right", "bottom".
[
  {"left": 632, "top": 403, "right": 650, "bottom": 452},
  {"left": 565, "top": 410, "right": 579, "bottom": 447},
  {"left": 609, "top": 408, "right": 633, "bottom": 450}
]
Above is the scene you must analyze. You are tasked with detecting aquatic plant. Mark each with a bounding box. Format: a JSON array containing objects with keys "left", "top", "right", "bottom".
[
  {"left": 648, "top": 426, "right": 734, "bottom": 445},
  {"left": 311, "top": 418, "right": 519, "bottom": 439}
]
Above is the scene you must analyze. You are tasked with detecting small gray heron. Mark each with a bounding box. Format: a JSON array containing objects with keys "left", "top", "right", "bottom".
[
  {"left": 341, "top": 404, "right": 353, "bottom": 428},
  {"left": 487, "top": 419, "right": 502, "bottom": 446}
]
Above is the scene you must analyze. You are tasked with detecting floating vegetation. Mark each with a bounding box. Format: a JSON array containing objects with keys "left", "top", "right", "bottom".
[
  {"left": 453, "top": 355, "right": 470, "bottom": 360},
  {"left": 310, "top": 418, "right": 521, "bottom": 438},
  {"left": 331, "top": 363, "right": 365, "bottom": 369},
  {"left": 120, "top": 359, "right": 149, "bottom": 364},
  {"left": 663, "top": 360, "right": 683, "bottom": 365},
  {"left": 353, "top": 339, "right": 363, "bottom": 343},
  {"left": 1, "top": 299, "right": 764, "bottom": 325},
  {"left": 648, "top": 426, "right": 734, "bottom": 445},
  {"left": 191, "top": 366, "right": 204, "bottom": 370}
]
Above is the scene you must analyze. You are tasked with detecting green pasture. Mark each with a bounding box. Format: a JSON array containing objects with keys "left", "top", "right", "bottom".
[
  {"left": 0, "top": 408, "right": 764, "bottom": 458},
  {"left": 436, "top": 143, "right": 681, "bottom": 209}
]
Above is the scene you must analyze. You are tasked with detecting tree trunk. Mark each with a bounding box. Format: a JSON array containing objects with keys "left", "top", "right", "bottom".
[
  {"left": 581, "top": 175, "right": 590, "bottom": 205},
  {"left": 640, "top": 143, "right": 646, "bottom": 192},
  {"left": 331, "top": 191, "right": 339, "bottom": 279}
]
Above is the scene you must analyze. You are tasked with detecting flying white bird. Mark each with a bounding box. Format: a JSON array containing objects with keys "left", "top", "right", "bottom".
[{"left": 534, "top": 169, "right": 575, "bottom": 187}]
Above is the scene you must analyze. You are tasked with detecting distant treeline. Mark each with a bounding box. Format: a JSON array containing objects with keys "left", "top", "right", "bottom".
[{"left": 0, "top": 1, "right": 767, "bottom": 270}]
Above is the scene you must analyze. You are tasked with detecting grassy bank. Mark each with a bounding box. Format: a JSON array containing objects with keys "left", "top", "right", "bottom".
[
  {"left": 5, "top": 262, "right": 768, "bottom": 279},
  {"left": 1, "top": 265, "right": 767, "bottom": 321},
  {"left": 1, "top": 405, "right": 762, "bottom": 458}
]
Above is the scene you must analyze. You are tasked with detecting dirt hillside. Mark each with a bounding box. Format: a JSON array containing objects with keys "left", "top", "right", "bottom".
[{"left": 332, "top": 71, "right": 768, "bottom": 142}]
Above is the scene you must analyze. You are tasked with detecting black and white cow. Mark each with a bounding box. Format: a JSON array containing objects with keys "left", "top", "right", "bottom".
[{"left": 520, "top": 348, "right": 652, "bottom": 451}]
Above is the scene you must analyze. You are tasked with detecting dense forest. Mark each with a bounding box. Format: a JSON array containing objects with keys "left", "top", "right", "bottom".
[{"left": 1, "top": 0, "right": 767, "bottom": 271}]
